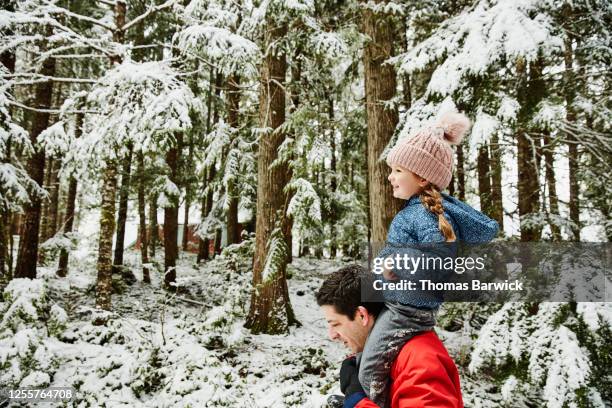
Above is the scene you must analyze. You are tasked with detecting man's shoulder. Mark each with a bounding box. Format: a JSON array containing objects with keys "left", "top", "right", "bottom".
[
  {"left": 386, "top": 331, "right": 464, "bottom": 408},
  {"left": 391, "top": 331, "right": 454, "bottom": 373}
]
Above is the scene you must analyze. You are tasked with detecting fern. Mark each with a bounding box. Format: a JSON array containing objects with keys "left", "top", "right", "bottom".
[
  {"left": 261, "top": 227, "right": 288, "bottom": 283},
  {"left": 286, "top": 178, "right": 322, "bottom": 228},
  {"left": 469, "top": 302, "right": 603, "bottom": 407}
]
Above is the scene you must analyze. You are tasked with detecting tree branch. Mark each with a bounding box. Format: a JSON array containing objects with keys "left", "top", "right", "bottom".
[
  {"left": 52, "top": 53, "right": 109, "bottom": 59},
  {"left": 43, "top": 1, "right": 116, "bottom": 32},
  {"left": 153, "top": 41, "right": 219, "bottom": 70},
  {"left": 6, "top": 73, "right": 98, "bottom": 84},
  {"left": 47, "top": 18, "right": 115, "bottom": 59},
  {"left": 122, "top": 0, "right": 177, "bottom": 32},
  {"left": 7, "top": 99, "right": 99, "bottom": 114},
  {"left": 96, "top": 0, "right": 116, "bottom": 6}
]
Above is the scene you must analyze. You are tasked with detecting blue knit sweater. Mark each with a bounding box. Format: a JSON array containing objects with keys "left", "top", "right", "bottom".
[{"left": 375, "top": 193, "right": 499, "bottom": 309}]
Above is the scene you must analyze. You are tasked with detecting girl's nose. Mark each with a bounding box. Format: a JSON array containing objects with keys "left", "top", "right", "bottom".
[{"left": 388, "top": 173, "right": 393, "bottom": 182}]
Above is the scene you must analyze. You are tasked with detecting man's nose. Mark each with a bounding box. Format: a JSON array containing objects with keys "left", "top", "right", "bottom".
[{"left": 328, "top": 327, "right": 339, "bottom": 341}]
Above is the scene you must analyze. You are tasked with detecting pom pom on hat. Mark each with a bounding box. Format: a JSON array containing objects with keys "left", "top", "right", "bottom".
[{"left": 435, "top": 112, "right": 471, "bottom": 145}]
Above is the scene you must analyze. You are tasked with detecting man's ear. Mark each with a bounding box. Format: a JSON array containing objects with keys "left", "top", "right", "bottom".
[{"left": 355, "top": 306, "right": 370, "bottom": 327}]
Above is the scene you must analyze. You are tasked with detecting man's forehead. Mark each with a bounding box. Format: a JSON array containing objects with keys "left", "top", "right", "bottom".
[{"left": 321, "top": 304, "right": 341, "bottom": 319}]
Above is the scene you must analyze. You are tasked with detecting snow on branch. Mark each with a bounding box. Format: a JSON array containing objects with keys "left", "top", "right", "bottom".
[
  {"left": 85, "top": 60, "right": 196, "bottom": 160},
  {"left": 394, "top": 0, "right": 563, "bottom": 96},
  {"left": 40, "top": 1, "right": 116, "bottom": 32},
  {"left": 38, "top": 121, "right": 72, "bottom": 157},
  {"left": 176, "top": 25, "right": 260, "bottom": 76}
]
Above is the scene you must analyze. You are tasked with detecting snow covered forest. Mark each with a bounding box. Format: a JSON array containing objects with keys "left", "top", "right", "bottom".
[{"left": 0, "top": 0, "right": 611, "bottom": 406}]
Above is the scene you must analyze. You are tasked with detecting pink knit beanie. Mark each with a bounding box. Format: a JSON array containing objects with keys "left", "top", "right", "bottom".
[{"left": 386, "top": 112, "right": 471, "bottom": 190}]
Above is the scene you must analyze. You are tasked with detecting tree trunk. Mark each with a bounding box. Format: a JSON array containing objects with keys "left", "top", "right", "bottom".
[
  {"left": 197, "top": 70, "right": 215, "bottom": 262},
  {"left": 0, "top": 16, "right": 15, "bottom": 276},
  {"left": 197, "top": 168, "right": 212, "bottom": 263},
  {"left": 226, "top": 74, "right": 241, "bottom": 246},
  {"left": 542, "top": 131, "right": 561, "bottom": 241},
  {"left": 56, "top": 176, "right": 77, "bottom": 277},
  {"left": 489, "top": 132, "right": 504, "bottom": 232},
  {"left": 477, "top": 144, "right": 492, "bottom": 215},
  {"left": 456, "top": 144, "right": 466, "bottom": 201},
  {"left": 400, "top": 22, "right": 412, "bottom": 111},
  {"left": 285, "top": 55, "right": 301, "bottom": 264},
  {"left": 516, "top": 57, "right": 545, "bottom": 242},
  {"left": 362, "top": 2, "right": 403, "bottom": 244},
  {"left": 43, "top": 82, "right": 64, "bottom": 244},
  {"left": 0, "top": 209, "right": 9, "bottom": 278},
  {"left": 14, "top": 30, "right": 56, "bottom": 279},
  {"left": 136, "top": 152, "right": 150, "bottom": 282},
  {"left": 563, "top": 21, "right": 580, "bottom": 241},
  {"left": 112, "top": 146, "right": 133, "bottom": 274},
  {"left": 245, "top": 20, "right": 298, "bottom": 334},
  {"left": 163, "top": 133, "right": 181, "bottom": 290},
  {"left": 9, "top": 213, "right": 20, "bottom": 276},
  {"left": 182, "top": 136, "right": 192, "bottom": 253},
  {"left": 198, "top": 70, "right": 223, "bottom": 260},
  {"left": 328, "top": 94, "right": 337, "bottom": 259},
  {"left": 214, "top": 228, "right": 222, "bottom": 255},
  {"left": 94, "top": 0, "right": 125, "bottom": 316},
  {"left": 516, "top": 130, "right": 541, "bottom": 241},
  {"left": 56, "top": 111, "right": 82, "bottom": 277},
  {"left": 46, "top": 157, "right": 60, "bottom": 240},
  {"left": 182, "top": 195, "right": 190, "bottom": 251},
  {"left": 182, "top": 133, "right": 194, "bottom": 252},
  {"left": 0, "top": 0, "right": 16, "bottom": 74},
  {"left": 211, "top": 73, "right": 223, "bottom": 257},
  {"left": 148, "top": 193, "right": 158, "bottom": 257},
  {"left": 96, "top": 162, "right": 118, "bottom": 311},
  {"left": 447, "top": 175, "right": 455, "bottom": 196},
  {"left": 39, "top": 157, "right": 53, "bottom": 245}
]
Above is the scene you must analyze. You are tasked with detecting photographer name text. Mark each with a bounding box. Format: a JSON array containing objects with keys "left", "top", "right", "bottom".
[{"left": 373, "top": 279, "right": 524, "bottom": 291}]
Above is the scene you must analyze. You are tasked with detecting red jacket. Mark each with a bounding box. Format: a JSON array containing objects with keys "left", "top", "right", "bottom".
[{"left": 351, "top": 331, "right": 463, "bottom": 408}]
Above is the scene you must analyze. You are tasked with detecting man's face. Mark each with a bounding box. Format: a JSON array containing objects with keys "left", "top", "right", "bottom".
[{"left": 321, "top": 305, "right": 374, "bottom": 353}]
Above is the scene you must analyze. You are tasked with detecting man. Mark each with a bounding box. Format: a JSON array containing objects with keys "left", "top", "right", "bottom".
[{"left": 316, "top": 265, "right": 463, "bottom": 408}]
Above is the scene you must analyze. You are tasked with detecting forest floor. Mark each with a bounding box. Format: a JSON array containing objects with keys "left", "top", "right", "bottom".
[{"left": 2, "top": 246, "right": 503, "bottom": 407}]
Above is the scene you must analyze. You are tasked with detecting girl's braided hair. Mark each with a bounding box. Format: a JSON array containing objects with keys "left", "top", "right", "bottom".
[{"left": 420, "top": 183, "right": 456, "bottom": 242}]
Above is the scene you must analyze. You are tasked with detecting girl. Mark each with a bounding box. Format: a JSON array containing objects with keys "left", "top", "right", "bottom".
[{"left": 358, "top": 112, "right": 499, "bottom": 407}]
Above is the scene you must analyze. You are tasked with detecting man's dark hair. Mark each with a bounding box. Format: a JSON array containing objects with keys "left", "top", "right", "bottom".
[{"left": 316, "top": 264, "right": 384, "bottom": 319}]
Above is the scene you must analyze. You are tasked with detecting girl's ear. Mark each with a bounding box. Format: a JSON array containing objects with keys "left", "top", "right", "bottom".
[{"left": 418, "top": 177, "right": 429, "bottom": 188}]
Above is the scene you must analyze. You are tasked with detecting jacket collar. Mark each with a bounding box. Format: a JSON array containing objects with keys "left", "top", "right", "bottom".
[{"left": 405, "top": 195, "right": 421, "bottom": 207}]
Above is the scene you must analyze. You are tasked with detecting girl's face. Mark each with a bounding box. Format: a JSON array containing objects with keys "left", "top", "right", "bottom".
[{"left": 388, "top": 165, "right": 427, "bottom": 199}]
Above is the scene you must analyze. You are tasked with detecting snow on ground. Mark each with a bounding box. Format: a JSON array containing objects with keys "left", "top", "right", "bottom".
[{"left": 1, "top": 249, "right": 501, "bottom": 407}]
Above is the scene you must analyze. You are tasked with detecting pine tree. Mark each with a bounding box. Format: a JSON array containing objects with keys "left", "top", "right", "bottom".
[
  {"left": 14, "top": 25, "right": 55, "bottom": 279},
  {"left": 57, "top": 108, "right": 83, "bottom": 277},
  {"left": 163, "top": 132, "right": 181, "bottom": 290},
  {"left": 0, "top": 66, "right": 38, "bottom": 278},
  {"left": 95, "top": 0, "right": 126, "bottom": 312},
  {"left": 243, "top": 1, "right": 311, "bottom": 334},
  {"left": 136, "top": 152, "right": 150, "bottom": 283},
  {"left": 112, "top": 145, "right": 133, "bottom": 275},
  {"left": 362, "top": 1, "right": 403, "bottom": 244}
]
